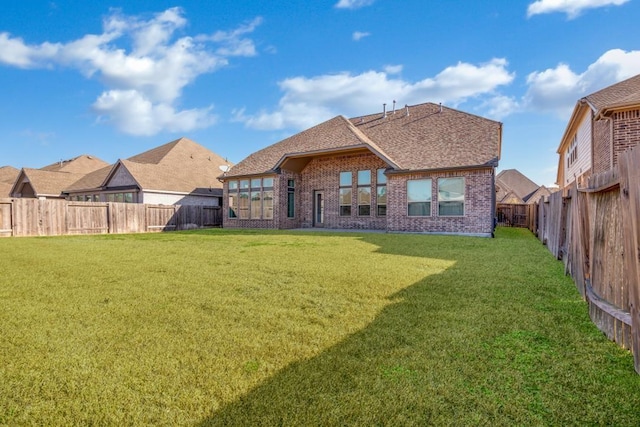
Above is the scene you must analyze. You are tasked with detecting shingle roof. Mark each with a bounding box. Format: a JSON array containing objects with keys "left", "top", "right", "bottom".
[
  {"left": 40, "top": 154, "right": 109, "bottom": 174},
  {"left": 585, "top": 73, "right": 640, "bottom": 112},
  {"left": 496, "top": 169, "right": 540, "bottom": 203},
  {"left": 0, "top": 166, "right": 19, "bottom": 184},
  {"left": 65, "top": 137, "right": 231, "bottom": 194},
  {"left": 225, "top": 102, "right": 501, "bottom": 178},
  {"left": 15, "top": 168, "right": 87, "bottom": 197}
]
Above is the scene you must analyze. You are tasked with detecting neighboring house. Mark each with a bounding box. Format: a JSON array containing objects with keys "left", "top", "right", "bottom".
[
  {"left": 496, "top": 169, "right": 555, "bottom": 205},
  {"left": 0, "top": 166, "right": 19, "bottom": 198},
  {"left": 220, "top": 102, "right": 502, "bottom": 236},
  {"left": 557, "top": 73, "right": 640, "bottom": 191},
  {"left": 10, "top": 155, "right": 109, "bottom": 199},
  {"left": 64, "top": 137, "right": 230, "bottom": 206}
]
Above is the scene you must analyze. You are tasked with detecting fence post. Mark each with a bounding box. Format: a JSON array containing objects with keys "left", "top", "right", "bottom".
[{"left": 619, "top": 148, "right": 640, "bottom": 374}]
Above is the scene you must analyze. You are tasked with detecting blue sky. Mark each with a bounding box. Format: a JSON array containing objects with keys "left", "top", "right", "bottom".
[{"left": 1, "top": 0, "right": 639, "bottom": 187}]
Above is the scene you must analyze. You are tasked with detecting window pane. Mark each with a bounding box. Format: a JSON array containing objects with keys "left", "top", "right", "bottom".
[
  {"left": 339, "top": 171, "right": 352, "bottom": 187},
  {"left": 357, "top": 170, "right": 371, "bottom": 186},
  {"left": 377, "top": 186, "right": 387, "bottom": 205},
  {"left": 263, "top": 177, "right": 274, "bottom": 188},
  {"left": 251, "top": 191, "right": 261, "bottom": 218},
  {"left": 239, "top": 192, "right": 249, "bottom": 219},
  {"left": 377, "top": 168, "right": 387, "bottom": 185},
  {"left": 287, "top": 190, "right": 295, "bottom": 218},
  {"left": 240, "top": 179, "right": 249, "bottom": 189},
  {"left": 287, "top": 179, "right": 295, "bottom": 188},
  {"left": 107, "top": 194, "right": 115, "bottom": 202},
  {"left": 358, "top": 187, "right": 371, "bottom": 216},
  {"left": 377, "top": 205, "right": 387, "bottom": 216},
  {"left": 408, "top": 202, "right": 431, "bottom": 216},
  {"left": 124, "top": 193, "right": 133, "bottom": 203},
  {"left": 438, "top": 177, "right": 464, "bottom": 216},
  {"left": 339, "top": 188, "right": 351, "bottom": 216},
  {"left": 229, "top": 193, "right": 238, "bottom": 218},
  {"left": 263, "top": 191, "right": 274, "bottom": 219},
  {"left": 251, "top": 178, "right": 261, "bottom": 189},
  {"left": 115, "top": 193, "right": 124, "bottom": 203},
  {"left": 93, "top": 195, "right": 100, "bottom": 202},
  {"left": 407, "top": 179, "right": 431, "bottom": 203},
  {"left": 339, "top": 188, "right": 352, "bottom": 206},
  {"left": 228, "top": 181, "right": 238, "bottom": 190}
]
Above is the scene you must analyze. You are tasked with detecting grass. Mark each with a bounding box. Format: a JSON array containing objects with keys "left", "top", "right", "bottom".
[{"left": 0, "top": 227, "right": 639, "bottom": 425}]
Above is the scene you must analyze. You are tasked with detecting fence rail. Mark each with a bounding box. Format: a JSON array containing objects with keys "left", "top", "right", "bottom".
[
  {"left": 0, "top": 198, "right": 221, "bottom": 237},
  {"left": 530, "top": 147, "right": 640, "bottom": 374}
]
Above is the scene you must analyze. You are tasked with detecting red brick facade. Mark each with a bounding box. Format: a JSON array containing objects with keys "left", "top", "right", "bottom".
[
  {"left": 592, "top": 118, "right": 611, "bottom": 175},
  {"left": 223, "top": 152, "right": 496, "bottom": 235},
  {"left": 612, "top": 109, "right": 640, "bottom": 167}
]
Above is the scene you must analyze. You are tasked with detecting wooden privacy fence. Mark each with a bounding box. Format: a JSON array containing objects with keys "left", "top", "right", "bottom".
[
  {"left": 0, "top": 198, "right": 221, "bottom": 237},
  {"left": 496, "top": 203, "right": 530, "bottom": 227},
  {"left": 530, "top": 147, "right": 640, "bottom": 374}
]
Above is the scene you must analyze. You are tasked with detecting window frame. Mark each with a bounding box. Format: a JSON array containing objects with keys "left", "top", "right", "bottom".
[
  {"left": 376, "top": 169, "right": 387, "bottom": 216},
  {"left": 339, "top": 171, "right": 352, "bottom": 217}
]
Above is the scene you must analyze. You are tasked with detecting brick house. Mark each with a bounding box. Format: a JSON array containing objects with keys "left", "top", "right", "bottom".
[
  {"left": 220, "top": 102, "right": 502, "bottom": 236},
  {"left": 557, "top": 74, "right": 640, "bottom": 191}
]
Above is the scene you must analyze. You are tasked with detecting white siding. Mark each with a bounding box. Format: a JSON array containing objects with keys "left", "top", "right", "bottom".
[
  {"left": 564, "top": 112, "right": 592, "bottom": 187},
  {"left": 141, "top": 192, "right": 220, "bottom": 206}
]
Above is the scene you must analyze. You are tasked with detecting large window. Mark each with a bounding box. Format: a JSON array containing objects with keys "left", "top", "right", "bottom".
[
  {"left": 106, "top": 192, "right": 135, "bottom": 203},
  {"left": 357, "top": 170, "right": 371, "bottom": 216},
  {"left": 377, "top": 168, "right": 387, "bottom": 216},
  {"left": 228, "top": 177, "right": 274, "bottom": 220},
  {"left": 287, "top": 179, "right": 295, "bottom": 218},
  {"left": 339, "top": 171, "right": 352, "bottom": 216},
  {"left": 438, "top": 177, "right": 465, "bottom": 216},
  {"left": 407, "top": 179, "right": 432, "bottom": 216}
]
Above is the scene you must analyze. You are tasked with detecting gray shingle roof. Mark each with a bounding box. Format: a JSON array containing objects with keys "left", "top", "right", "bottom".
[
  {"left": 496, "top": 169, "right": 540, "bottom": 202},
  {"left": 585, "top": 73, "right": 640, "bottom": 112},
  {"left": 40, "top": 155, "right": 109, "bottom": 174},
  {"left": 16, "top": 168, "right": 88, "bottom": 197},
  {"left": 225, "top": 102, "right": 501, "bottom": 178}
]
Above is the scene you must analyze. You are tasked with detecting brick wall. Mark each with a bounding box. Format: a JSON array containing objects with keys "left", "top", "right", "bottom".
[
  {"left": 299, "top": 153, "right": 389, "bottom": 229},
  {"left": 386, "top": 168, "right": 495, "bottom": 235},
  {"left": 592, "top": 119, "right": 611, "bottom": 174},
  {"left": 612, "top": 109, "right": 640, "bottom": 166},
  {"left": 223, "top": 153, "right": 496, "bottom": 235}
]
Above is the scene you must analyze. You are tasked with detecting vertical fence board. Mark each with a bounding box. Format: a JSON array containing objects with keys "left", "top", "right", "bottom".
[
  {"left": 619, "top": 148, "right": 640, "bottom": 373},
  {"left": 0, "top": 198, "right": 221, "bottom": 238}
]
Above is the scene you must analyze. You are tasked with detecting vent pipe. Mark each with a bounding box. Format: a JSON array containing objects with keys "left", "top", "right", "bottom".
[
  {"left": 405, "top": 104, "right": 409, "bottom": 117},
  {"left": 392, "top": 100, "right": 396, "bottom": 114},
  {"left": 439, "top": 102, "right": 443, "bottom": 113},
  {"left": 382, "top": 103, "right": 387, "bottom": 118}
]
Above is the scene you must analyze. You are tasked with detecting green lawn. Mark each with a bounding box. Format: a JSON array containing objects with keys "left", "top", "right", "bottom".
[{"left": 0, "top": 227, "right": 638, "bottom": 426}]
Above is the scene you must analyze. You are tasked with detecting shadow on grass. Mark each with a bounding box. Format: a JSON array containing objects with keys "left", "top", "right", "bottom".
[{"left": 197, "top": 229, "right": 627, "bottom": 425}]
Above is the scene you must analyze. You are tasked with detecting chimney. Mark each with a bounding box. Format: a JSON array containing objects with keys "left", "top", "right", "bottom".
[{"left": 382, "top": 103, "right": 387, "bottom": 118}]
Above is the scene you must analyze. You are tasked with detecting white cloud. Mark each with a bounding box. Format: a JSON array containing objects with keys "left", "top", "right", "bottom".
[
  {"left": 93, "top": 90, "right": 216, "bottom": 136},
  {"left": 383, "top": 64, "right": 403, "bottom": 75},
  {"left": 237, "top": 58, "right": 515, "bottom": 130},
  {"left": 335, "top": 0, "right": 375, "bottom": 10},
  {"left": 481, "top": 95, "right": 521, "bottom": 120},
  {"left": 0, "top": 8, "right": 262, "bottom": 135},
  {"left": 527, "top": 0, "right": 630, "bottom": 19},
  {"left": 352, "top": 31, "right": 371, "bottom": 41},
  {"left": 524, "top": 49, "right": 640, "bottom": 117}
]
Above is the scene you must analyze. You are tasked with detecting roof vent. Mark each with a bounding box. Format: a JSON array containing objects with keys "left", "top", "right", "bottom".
[
  {"left": 392, "top": 100, "right": 396, "bottom": 114},
  {"left": 382, "top": 103, "right": 387, "bottom": 118},
  {"left": 405, "top": 104, "right": 410, "bottom": 117},
  {"left": 439, "top": 102, "right": 443, "bottom": 113}
]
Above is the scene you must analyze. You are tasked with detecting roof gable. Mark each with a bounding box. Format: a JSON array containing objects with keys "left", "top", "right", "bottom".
[
  {"left": 496, "top": 169, "right": 540, "bottom": 202},
  {"left": 12, "top": 168, "right": 86, "bottom": 197}
]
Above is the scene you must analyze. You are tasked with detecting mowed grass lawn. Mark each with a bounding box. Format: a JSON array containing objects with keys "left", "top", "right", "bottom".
[{"left": 1, "top": 228, "right": 639, "bottom": 426}]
